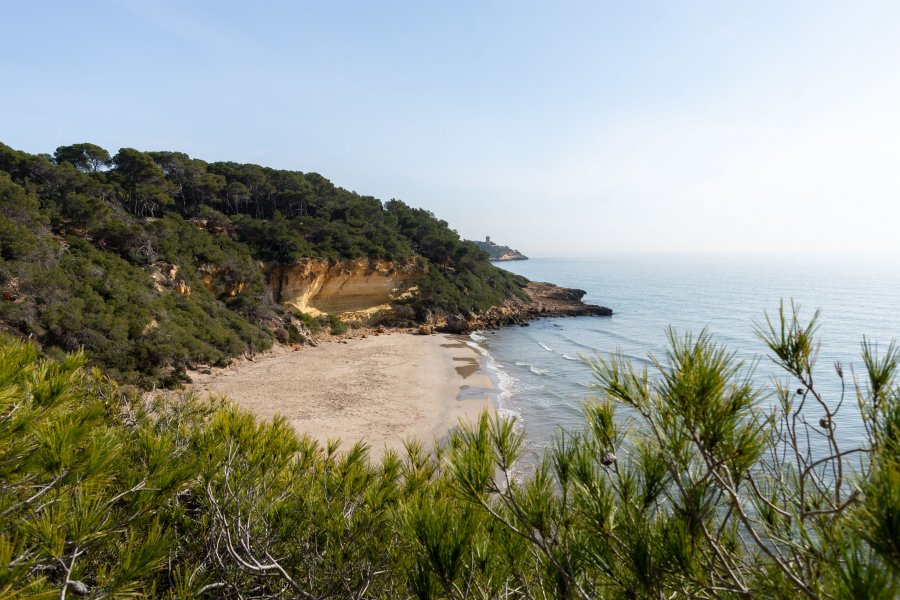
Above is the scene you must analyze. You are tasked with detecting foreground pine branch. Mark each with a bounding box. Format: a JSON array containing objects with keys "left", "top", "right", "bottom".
[{"left": 0, "top": 302, "right": 898, "bottom": 597}]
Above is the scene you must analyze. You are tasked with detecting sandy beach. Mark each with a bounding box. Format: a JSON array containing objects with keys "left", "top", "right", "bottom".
[{"left": 188, "top": 332, "right": 497, "bottom": 457}]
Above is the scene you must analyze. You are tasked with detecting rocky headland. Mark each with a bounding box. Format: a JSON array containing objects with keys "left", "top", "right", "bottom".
[
  {"left": 262, "top": 257, "right": 611, "bottom": 337},
  {"left": 471, "top": 238, "right": 529, "bottom": 261},
  {"left": 431, "top": 281, "right": 613, "bottom": 334}
]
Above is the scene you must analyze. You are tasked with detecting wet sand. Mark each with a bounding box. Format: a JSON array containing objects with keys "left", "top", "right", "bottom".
[{"left": 188, "top": 333, "right": 496, "bottom": 457}]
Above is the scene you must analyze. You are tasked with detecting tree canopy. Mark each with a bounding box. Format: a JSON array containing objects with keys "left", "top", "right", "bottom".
[
  {"left": 53, "top": 142, "right": 111, "bottom": 172},
  {"left": 0, "top": 141, "right": 526, "bottom": 385}
]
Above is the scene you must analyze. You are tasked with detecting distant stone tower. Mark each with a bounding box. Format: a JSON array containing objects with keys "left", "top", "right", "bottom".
[{"left": 486, "top": 236, "right": 491, "bottom": 244}]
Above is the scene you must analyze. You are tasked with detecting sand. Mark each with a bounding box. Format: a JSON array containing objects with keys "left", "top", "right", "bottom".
[{"left": 188, "top": 333, "right": 497, "bottom": 457}]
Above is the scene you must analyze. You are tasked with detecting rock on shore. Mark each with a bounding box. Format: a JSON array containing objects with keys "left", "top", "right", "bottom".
[{"left": 436, "top": 281, "right": 612, "bottom": 334}]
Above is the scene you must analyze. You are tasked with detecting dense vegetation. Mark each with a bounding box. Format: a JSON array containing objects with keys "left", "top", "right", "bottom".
[
  {"left": 1, "top": 304, "right": 897, "bottom": 598},
  {"left": 0, "top": 142, "right": 526, "bottom": 385}
]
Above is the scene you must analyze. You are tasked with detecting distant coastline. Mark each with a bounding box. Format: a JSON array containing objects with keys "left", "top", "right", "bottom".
[
  {"left": 490, "top": 255, "right": 528, "bottom": 262},
  {"left": 471, "top": 237, "right": 528, "bottom": 261}
]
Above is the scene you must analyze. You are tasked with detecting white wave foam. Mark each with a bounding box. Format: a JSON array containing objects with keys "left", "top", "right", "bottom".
[
  {"left": 465, "top": 339, "right": 516, "bottom": 410},
  {"left": 493, "top": 361, "right": 515, "bottom": 404},
  {"left": 529, "top": 366, "right": 549, "bottom": 376},
  {"left": 537, "top": 341, "right": 553, "bottom": 352},
  {"left": 498, "top": 407, "right": 523, "bottom": 423},
  {"left": 465, "top": 340, "right": 489, "bottom": 357},
  {"left": 469, "top": 332, "right": 487, "bottom": 342},
  {"left": 562, "top": 354, "right": 579, "bottom": 361}
]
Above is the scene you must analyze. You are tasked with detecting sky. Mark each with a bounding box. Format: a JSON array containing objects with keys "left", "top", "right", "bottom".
[{"left": 2, "top": 0, "right": 900, "bottom": 259}]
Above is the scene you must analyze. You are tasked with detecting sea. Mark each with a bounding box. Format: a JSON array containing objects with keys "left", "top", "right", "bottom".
[{"left": 468, "top": 256, "right": 900, "bottom": 463}]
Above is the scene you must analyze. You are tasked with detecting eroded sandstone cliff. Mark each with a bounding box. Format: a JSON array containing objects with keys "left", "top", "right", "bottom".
[{"left": 268, "top": 257, "right": 426, "bottom": 318}]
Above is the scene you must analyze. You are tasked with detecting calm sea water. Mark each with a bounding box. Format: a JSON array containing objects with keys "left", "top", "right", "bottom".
[{"left": 469, "top": 256, "right": 900, "bottom": 462}]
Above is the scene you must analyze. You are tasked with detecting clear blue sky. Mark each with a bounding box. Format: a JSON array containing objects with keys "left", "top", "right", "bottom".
[{"left": 3, "top": 1, "right": 899, "bottom": 258}]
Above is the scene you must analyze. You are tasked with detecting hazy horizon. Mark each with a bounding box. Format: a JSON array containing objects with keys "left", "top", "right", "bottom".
[{"left": 3, "top": 1, "right": 899, "bottom": 259}]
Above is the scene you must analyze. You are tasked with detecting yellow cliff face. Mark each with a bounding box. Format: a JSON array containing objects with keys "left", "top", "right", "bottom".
[{"left": 269, "top": 257, "right": 425, "bottom": 318}]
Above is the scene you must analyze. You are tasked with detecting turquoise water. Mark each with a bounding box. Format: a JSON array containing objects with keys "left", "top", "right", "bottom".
[{"left": 469, "top": 256, "right": 900, "bottom": 461}]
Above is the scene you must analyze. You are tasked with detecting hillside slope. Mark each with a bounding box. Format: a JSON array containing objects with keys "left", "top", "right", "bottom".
[{"left": 0, "top": 142, "right": 528, "bottom": 385}]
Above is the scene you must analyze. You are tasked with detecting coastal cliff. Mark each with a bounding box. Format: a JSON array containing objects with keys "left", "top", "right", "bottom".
[
  {"left": 265, "top": 258, "right": 610, "bottom": 333},
  {"left": 269, "top": 258, "right": 426, "bottom": 318}
]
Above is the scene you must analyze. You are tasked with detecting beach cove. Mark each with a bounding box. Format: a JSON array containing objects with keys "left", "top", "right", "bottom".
[{"left": 188, "top": 332, "right": 498, "bottom": 457}]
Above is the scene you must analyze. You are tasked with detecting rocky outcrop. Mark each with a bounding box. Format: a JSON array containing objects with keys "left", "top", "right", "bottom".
[
  {"left": 268, "top": 257, "right": 426, "bottom": 319},
  {"left": 522, "top": 282, "right": 612, "bottom": 316},
  {"left": 198, "top": 264, "right": 251, "bottom": 298},
  {"left": 150, "top": 261, "right": 252, "bottom": 299},
  {"left": 149, "top": 262, "right": 192, "bottom": 296},
  {"left": 434, "top": 281, "right": 612, "bottom": 333}
]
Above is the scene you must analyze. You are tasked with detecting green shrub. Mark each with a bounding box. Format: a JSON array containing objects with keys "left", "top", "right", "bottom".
[
  {"left": 0, "top": 335, "right": 204, "bottom": 596},
  {"left": 326, "top": 314, "right": 347, "bottom": 335},
  {"left": 293, "top": 310, "right": 321, "bottom": 335},
  {"left": 440, "top": 303, "right": 900, "bottom": 599},
  {"left": 287, "top": 323, "right": 305, "bottom": 344}
]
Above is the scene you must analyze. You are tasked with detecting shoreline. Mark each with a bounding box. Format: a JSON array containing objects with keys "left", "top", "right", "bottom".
[{"left": 187, "top": 332, "right": 497, "bottom": 458}]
